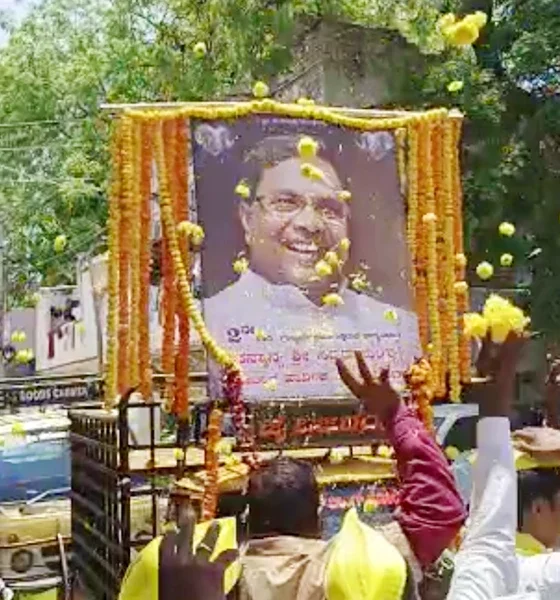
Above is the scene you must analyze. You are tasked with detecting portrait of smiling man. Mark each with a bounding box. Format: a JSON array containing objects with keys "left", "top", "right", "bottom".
[{"left": 194, "top": 118, "right": 420, "bottom": 400}]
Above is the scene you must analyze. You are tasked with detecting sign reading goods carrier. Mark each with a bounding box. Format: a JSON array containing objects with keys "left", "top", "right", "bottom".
[{"left": 0, "top": 378, "right": 101, "bottom": 408}]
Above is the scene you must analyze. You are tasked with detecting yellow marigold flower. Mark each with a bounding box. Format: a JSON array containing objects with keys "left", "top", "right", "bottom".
[
  {"left": 325, "top": 251, "right": 340, "bottom": 268},
  {"left": 322, "top": 293, "right": 344, "bottom": 307},
  {"left": 447, "top": 80, "right": 464, "bottom": 93},
  {"left": 233, "top": 257, "right": 249, "bottom": 274},
  {"left": 300, "top": 162, "right": 323, "bottom": 180},
  {"left": 339, "top": 238, "right": 351, "bottom": 251},
  {"left": 498, "top": 221, "right": 516, "bottom": 237},
  {"left": 482, "top": 294, "right": 530, "bottom": 343},
  {"left": 255, "top": 328, "right": 268, "bottom": 341},
  {"left": 463, "top": 313, "right": 488, "bottom": 339},
  {"left": 455, "top": 253, "right": 467, "bottom": 268},
  {"left": 383, "top": 309, "right": 399, "bottom": 324},
  {"left": 252, "top": 81, "right": 270, "bottom": 98},
  {"left": 263, "top": 379, "right": 278, "bottom": 392},
  {"left": 447, "top": 20, "right": 480, "bottom": 46},
  {"left": 193, "top": 41, "right": 207, "bottom": 58},
  {"left": 476, "top": 261, "right": 494, "bottom": 281},
  {"left": 315, "top": 260, "right": 333, "bottom": 278},
  {"left": 11, "top": 330, "right": 25, "bottom": 343},
  {"left": 438, "top": 13, "right": 457, "bottom": 34},
  {"left": 454, "top": 281, "right": 469, "bottom": 294},
  {"left": 297, "top": 97, "right": 315, "bottom": 106},
  {"left": 235, "top": 181, "right": 251, "bottom": 199},
  {"left": 298, "top": 136, "right": 318, "bottom": 159},
  {"left": 54, "top": 234, "right": 67, "bottom": 253},
  {"left": 500, "top": 253, "right": 514, "bottom": 267},
  {"left": 190, "top": 224, "right": 205, "bottom": 246},
  {"left": 445, "top": 446, "right": 460, "bottom": 461},
  {"left": 465, "top": 11, "right": 488, "bottom": 29},
  {"left": 337, "top": 190, "right": 352, "bottom": 202},
  {"left": 350, "top": 274, "right": 369, "bottom": 293},
  {"left": 422, "top": 212, "right": 437, "bottom": 223}
]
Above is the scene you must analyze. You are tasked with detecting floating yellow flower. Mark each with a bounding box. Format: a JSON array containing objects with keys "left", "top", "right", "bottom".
[
  {"left": 454, "top": 281, "right": 469, "bottom": 294},
  {"left": 337, "top": 190, "right": 352, "bottom": 203},
  {"left": 500, "top": 253, "right": 514, "bottom": 267},
  {"left": 324, "top": 251, "right": 340, "bottom": 268},
  {"left": 235, "top": 181, "right": 251, "bottom": 199},
  {"left": 483, "top": 294, "right": 530, "bottom": 343},
  {"left": 263, "top": 379, "right": 278, "bottom": 392},
  {"left": 383, "top": 309, "right": 399, "bottom": 324},
  {"left": 10, "top": 330, "right": 25, "bottom": 343},
  {"left": 255, "top": 328, "right": 268, "bottom": 341},
  {"left": 447, "top": 80, "right": 464, "bottom": 93},
  {"left": 233, "top": 257, "right": 249, "bottom": 274},
  {"left": 445, "top": 446, "right": 460, "bottom": 461},
  {"left": 350, "top": 274, "right": 369, "bottom": 293},
  {"left": 422, "top": 212, "right": 437, "bottom": 223},
  {"left": 173, "top": 448, "right": 186, "bottom": 461},
  {"left": 298, "top": 136, "right": 318, "bottom": 159},
  {"left": 315, "top": 260, "right": 333, "bottom": 278},
  {"left": 54, "top": 234, "right": 67, "bottom": 253},
  {"left": 498, "top": 221, "right": 516, "bottom": 237},
  {"left": 463, "top": 313, "right": 488, "bottom": 339},
  {"left": 300, "top": 163, "right": 323, "bottom": 180},
  {"left": 322, "top": 293, "right": 344, "bottom": 307},
  {"left": 476, "top": 261, "right": 494, "bottom": 281},
  {"left": 339, "top": 238, "right": 351, "bottom": 252},
  {"left": 252, "top": 81, "right": 270, "bottom": 98},
  {"left": 193, "top": 41, "right": 207, "bottom": 58},
  {"left": 447, "top": 20, "right": 480, "bottom": 46}
]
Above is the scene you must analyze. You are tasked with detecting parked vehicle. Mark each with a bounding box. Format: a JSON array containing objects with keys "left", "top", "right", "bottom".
[{"left": 433, "top": 403, "right": 479, "bottom": 452}]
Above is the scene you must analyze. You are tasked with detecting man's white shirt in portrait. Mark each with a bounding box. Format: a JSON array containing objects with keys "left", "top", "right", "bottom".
[{"left": 204, "top": 269, "right": 420, "bottom": 399}]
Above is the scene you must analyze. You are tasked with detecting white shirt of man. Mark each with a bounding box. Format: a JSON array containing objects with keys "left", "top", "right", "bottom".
[{"left": 203, "top": 270, "right": 420, "bottom": 399}]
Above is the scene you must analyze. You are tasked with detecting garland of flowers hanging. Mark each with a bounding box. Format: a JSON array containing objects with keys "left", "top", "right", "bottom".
[{"left": 405, "top": 358, "right": 435, "bottom": 434}]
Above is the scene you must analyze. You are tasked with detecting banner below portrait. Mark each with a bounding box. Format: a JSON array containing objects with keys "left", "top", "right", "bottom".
[{"left": 192, "top": 115, "right": 421, "bottom": 400}]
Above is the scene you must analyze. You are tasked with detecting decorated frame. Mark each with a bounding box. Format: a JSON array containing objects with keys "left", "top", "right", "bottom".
[{"left": 104, "top": 99, "right": 469, "bottom": 518}]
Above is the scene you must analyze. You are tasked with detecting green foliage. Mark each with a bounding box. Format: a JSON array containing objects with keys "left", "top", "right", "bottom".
[{"left": 0, "top": 0, "right": 559, "bottom": 340}]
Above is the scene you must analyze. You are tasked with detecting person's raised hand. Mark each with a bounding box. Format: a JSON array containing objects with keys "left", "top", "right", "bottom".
[
  {"left": 158, "top": 504, "right": 237, "bottom": 600},
  {"left": 336, "top": 351, "right": 400, "bottom": 420},
  {"left": 474, "top": 332, "right": 525, "bottom": 418}
]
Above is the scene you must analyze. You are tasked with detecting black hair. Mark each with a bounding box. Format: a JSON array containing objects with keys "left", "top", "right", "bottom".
[
  {"left": 247, "top": 457, "right": 320, "bottom": 538},
  {"left": 517, "top": 468, "right": 560, "bottom": 527},
  {"left": 241, "top": 134, "right": 345, "bottom": 204}
]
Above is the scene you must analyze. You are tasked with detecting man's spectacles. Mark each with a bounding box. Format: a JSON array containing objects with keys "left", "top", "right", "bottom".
[{"left": 257, "top": 193, "right": 349, "bottom": 223}]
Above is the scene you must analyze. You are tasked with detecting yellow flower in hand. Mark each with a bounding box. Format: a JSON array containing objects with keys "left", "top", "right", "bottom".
[
  {"left": 500, "top": 253, "right": 514, "bottom": 267},
  {"left": 298, "top": 136, "right": 318, "bottom": 159},
  {"left": 252, "top": 81, "right": 270, "bottom": 98},
  {"left": 498, "top": 221, "right": 516, "bottom": 237},
  {"left": 322, "top": 293, "right": 344, "bottom": 307},
  {"left": 463, "top": 313, "right": 488, "bottom": 339},
  {"left": 476, "top": 261, "right": 494, "bottom": 281},
  {"left": 233, "top": 257, "right": 249, "bottom": 274}
]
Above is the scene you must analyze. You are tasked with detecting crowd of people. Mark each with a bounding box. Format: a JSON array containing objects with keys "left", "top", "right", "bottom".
[{"left": 119, "top": 333, "right": 560, "bottom": 600}]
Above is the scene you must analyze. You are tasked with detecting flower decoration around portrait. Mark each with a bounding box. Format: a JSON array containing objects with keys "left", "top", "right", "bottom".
[{"left": 104, "top": 99, "right": 481, "bottom": 517}]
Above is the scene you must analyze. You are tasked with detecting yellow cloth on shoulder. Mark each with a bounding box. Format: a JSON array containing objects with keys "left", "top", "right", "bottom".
[
  {"left": 118, "top": 517, "right": 240, "bottom": 600},
  {"left": 325, "top": 508, "right": 407, "bottom": 600}
]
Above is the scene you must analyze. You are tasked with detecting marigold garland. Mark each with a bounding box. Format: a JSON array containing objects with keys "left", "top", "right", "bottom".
[
  {"left": 139, "top": 122, "right": 154, "bottom": 399},
  {"left": 161, "top": 119, "right": 179, "bottom": 410},
  {"left": 105, "top": 123, "right": 122, "bottom": 407},
  {"left": 174, "top": 118, "right": 191, "bottom": 420},
  {"left": 129, "top": 120, "right": 142, "bottom": 387},
  {"left": 202, "top": 407, "right": 223, "bottom": 520},
  {"left": 405, "top": 358, "right": 435, "bottom": 435},
  {"left": 117, "top": 117, "right": 134, "bottom": 394},
  {"left": 442, "top": 121, "right": 461, "bottom": 401}
]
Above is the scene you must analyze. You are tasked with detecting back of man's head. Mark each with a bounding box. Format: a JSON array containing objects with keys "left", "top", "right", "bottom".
[
  {"left": 518, "top": 468, "right": 560, "bottom": 547},
  {"left": 247, "top": 457, "right": 320, "bottom": 538}
]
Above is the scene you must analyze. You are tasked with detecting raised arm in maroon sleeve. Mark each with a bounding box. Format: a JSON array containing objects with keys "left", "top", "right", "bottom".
[{"left": 384, "top": 403, "right": 467, "bottom": 567}]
